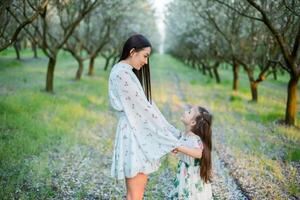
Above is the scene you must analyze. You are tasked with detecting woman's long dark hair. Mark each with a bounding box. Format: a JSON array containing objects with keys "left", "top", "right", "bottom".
[
  {"left": 119, "top": 34, "right": 152, "bottom": 102},
  {"left": 191, "top": 107, "right": 212, "bottom": 183}
]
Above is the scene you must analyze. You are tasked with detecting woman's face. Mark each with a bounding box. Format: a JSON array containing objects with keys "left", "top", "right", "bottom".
[
  {"left": 130, "top": 47, "right": 151, "bottom": 70},
  {"left": 181, "top": 106, "right": 200, "bottom": 126}
]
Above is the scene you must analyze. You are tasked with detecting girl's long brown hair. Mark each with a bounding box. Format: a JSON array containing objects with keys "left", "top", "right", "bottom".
[{"left": 191, "top": 107, "right": 212, "bottom": 183}]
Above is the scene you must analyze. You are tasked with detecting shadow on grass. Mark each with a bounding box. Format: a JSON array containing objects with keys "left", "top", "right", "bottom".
[
  {"left": 0, "top": 58, "right": 22, "bottom": 70},
  {"left": 285, "top": 147, "right": 300, "bottom": 162}
]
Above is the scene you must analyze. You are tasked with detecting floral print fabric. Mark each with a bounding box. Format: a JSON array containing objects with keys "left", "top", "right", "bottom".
[
  {"left": 169, "top": 134, "right": 213, "bottom": 200},
  {"left": 108, "top": 62, "right": 181, "bottom": 179}
]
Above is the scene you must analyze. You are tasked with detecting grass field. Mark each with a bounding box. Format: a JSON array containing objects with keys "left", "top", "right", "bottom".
[{"left": 0, "top": 48, "right": 299, "bottom": 199}]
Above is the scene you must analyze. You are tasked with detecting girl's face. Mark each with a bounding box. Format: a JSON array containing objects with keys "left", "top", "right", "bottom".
[
  {"left": 181, "top": 106, "right": 200, "bottom": 127},
  {"left": 130, "top": 47, "right": 151, "bottom": 70}
]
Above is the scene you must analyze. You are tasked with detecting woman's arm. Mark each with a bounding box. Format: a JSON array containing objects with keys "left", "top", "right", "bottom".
[
  {"left": 113, "top": 69, "right": 181, "bottom": 160},
  {"left": 176, "top": 146, "right": 202, "bottom": 159},
  {"left": 152, "top": 102, "right": 182, "bottom": 139}
]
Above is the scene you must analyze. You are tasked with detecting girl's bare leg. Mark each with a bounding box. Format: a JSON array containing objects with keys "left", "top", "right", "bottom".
[{"left": 125, "top": 173, "right": 148, "bottom": 200}]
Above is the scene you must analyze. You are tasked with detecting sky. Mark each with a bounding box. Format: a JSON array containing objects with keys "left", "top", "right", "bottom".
[{"left": 150, "top": 0, "right": 173, "bottom": 53}]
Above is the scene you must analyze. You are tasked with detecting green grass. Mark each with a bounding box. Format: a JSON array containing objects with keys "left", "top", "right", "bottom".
[
  {"left": 286, "top": 148, "right": 300, "bottom": 162},
  {"left": 0, "top": 48, "right": 109, "bottom": 199}
]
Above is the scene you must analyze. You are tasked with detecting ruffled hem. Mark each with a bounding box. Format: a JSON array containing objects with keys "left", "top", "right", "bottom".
[
  {"left": 110, "top": 117, "right": 179, "bottom": 180},
  {"left": 111, "top": 160, "right": 161, "bottom": 180}
]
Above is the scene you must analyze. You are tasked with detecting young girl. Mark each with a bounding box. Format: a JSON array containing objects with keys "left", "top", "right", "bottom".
[{"left": 169, "top": 106, "right": 213, "bottom": 200}]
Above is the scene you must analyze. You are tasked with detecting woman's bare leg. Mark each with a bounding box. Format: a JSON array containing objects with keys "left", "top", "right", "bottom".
[{"left": 125, "top": 173, "right": 148, "bottom": 200}]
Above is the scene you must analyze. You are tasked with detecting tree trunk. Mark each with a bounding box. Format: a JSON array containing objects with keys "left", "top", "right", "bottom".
[
  {"left": 192, "top": 60, "right": 196, "bottom": 69},
  {"left": 88, "top": 56, "right": 95, "bottom": 76},
  {"left": 233, "top": 61, "right": 239, "bottom": 91},
  {"left": 32, "top": 42, "right": 38, "bottom": 58},
  {"left": 242, "top": 62, "right": 258, "bottom": 102},
  {"left": 213, "top": 62, "right": 220, "bottom": 83},
  {"left": 250, "top": 82, "right": 258, "bottom": 102},
  {"left": 23, "top": 39, "right": 27, "bottom": 48},
  {"left": 272, "top": 64, "right": 277, "bottom": 80},
  {"left": 110, "top": 56, "right": 119, "bottom": 67},
  {"left": 75, "top": 59, "right": 84, "bottom": 80},
  {"left": 213, "top": 68, "right": 220, "bottom": 83},
  {"left": 104, "top": 57, "right": 111, "bottom": 71},
  {"left": 13, "top": 42, "right": 21, "bottom": 60},
  {"left": 45, "top": 56, "right": 56, "bottom": 92},
  {"left": 202, "top": 64, "right": 206, "bottom": 75},
  {"left": 208, "top": 68, "right": 213, "bottom": 78},
  {"left": 196, "top": 63, "right": 201, "bottom": 72},
  {"left": 285, "top": 75, "right": 299, "bottom": 125},
  {"left": 112, "top": 55, "right": 118, "bottom": 66}
]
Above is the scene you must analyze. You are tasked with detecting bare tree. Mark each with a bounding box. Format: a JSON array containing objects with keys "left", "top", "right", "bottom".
[
  {"left": 26, "top": 0, "right": 100, "bottom": 92},
  {"left": 0, "top": 0, "right": 48, "bottom": 51},
  {"left": 214, "top": 0, "right": 300, "bottom": 125},
  {"left": 101, "top": 0, "right": 160, "bottom": 71}
]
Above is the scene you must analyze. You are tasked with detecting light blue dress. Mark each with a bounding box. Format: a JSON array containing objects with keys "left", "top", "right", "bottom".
[{"left": 108, "top": 62, "right": 181, "bottom": 179}]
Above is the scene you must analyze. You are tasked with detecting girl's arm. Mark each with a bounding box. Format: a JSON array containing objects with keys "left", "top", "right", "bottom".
[{"left": 177, "top": 145, "right": 202, "bottom": 159}]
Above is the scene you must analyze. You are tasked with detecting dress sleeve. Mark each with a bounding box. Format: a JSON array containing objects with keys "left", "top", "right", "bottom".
[
  {"left": 113, "top": 69, "right": 181, "bottom": 161},
  {"left": 152, "top": 101, "right": 182, "bottom": 139},
  {"left": 194, "top": 138, "right": 203, "bottom": 150}
]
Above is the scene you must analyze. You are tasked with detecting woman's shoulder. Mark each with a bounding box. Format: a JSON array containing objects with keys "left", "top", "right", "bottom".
[
  {"left": 113, "top": 62, "right": 133, "bottom": 71},
  {"left": 109, "top": 62, "right": 139, "bottom": 89},
  {"left": 110, "top": 62, "right": 133, "bottom": 77}
]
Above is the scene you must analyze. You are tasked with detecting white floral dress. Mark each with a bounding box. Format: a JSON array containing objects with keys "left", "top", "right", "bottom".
[
  {"left": 108, "top": 62, "right": 181, "bottom": 179},
  {"left": 169, "top": 133, "right": 213, "bottom": 200}
]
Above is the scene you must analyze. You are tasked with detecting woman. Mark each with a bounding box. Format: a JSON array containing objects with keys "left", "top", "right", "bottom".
[{"left": 108, "top": 34, "right": 181, "bottom": 199}]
